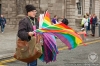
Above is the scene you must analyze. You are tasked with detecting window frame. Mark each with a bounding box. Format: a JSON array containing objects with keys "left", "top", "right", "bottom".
[
  {"left": 77, "top": 0, "right": 83, "bottom": 15},
  {"left": 89, "top": 0, "right": 94, "bottom": 14}
]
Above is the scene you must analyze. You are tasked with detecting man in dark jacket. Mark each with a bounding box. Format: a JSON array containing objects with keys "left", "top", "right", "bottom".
[
  {"left": 17, "top": 5, "right": 38, "bottom": 66},
  {"left": 0, "top": 15, "right": 6, "bottom": 33},
  {"left": 62, "top": 16, "right": 69, "bottom": 25},
  {"left": 91, "top": 14, "right": 97, "bottom": 37}
]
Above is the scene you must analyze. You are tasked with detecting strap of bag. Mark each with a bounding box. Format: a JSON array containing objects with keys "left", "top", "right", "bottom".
[{"left": 28, "top": 17, "right": 36, "bottom": 26}]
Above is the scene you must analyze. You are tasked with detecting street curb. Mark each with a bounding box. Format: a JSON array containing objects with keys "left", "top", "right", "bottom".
[
  {"left": 0, "top": 53, "right": 14, "bottom": 60},
  {"left": 84, "top": 37, "right": 100, "bottom": 43}
]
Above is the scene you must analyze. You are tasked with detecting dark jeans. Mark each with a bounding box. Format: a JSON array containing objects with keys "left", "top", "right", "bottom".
[
  {"left": 91, "top": 24, "right": 95, "bottom": 35},
  {"left": 1, "top": 24, "right": 5, "bottom": 32},
  {"left": 88, "top": 23, "right": 90, "bottom": 30},
  {"left": 27, "top": 60, "right": 37, "bottom": 66}
]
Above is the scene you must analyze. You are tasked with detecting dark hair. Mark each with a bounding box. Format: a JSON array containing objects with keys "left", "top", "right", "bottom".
[
  {"left": 54, "top": 15, "right": 57, "bottom": 18},
  {"left": 84, "top": 15, "right": 86, "bottom": 18},
  {"left": 87, "top": 14, "right": 89, "bottom": 16},
  {"left": 86, "top": 13, "right": 89, "bottom": 16}
]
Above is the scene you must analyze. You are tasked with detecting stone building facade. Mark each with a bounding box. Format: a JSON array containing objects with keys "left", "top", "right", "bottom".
[{"left": 0, "top": 0, "right": 100, "bottom": 29}]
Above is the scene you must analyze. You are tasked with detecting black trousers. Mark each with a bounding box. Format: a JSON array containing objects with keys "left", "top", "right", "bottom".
[{"left": 91, "top": 24, "right": 95, "bottom": 35}]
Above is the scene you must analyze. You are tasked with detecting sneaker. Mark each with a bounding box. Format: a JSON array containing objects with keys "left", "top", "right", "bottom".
[{"left": 81, "top": 28, "right": 84, "bottom": 31}]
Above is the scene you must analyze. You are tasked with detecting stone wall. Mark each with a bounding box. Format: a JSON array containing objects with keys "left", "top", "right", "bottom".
[
  {"left": 95, "top": 0, "right": 100, "bottom": 19},
  {"left": 1, "top": 0, "right": 40, "bottom": 26},
  {"left": 1, "top": 0, "right": 100, "bottom": 28},
  {"left": 65, "top": 0, "right": 76, "bottom": 29},
  {"left": 1, "top": 0, "right": 78, "bottom": 29},
  {"left": 2, "top": 0, "right": 17, "bottom": 25},
  {"left": 84, "top": 0, "right": 90, "bottom": 14},
  {"left": 39, "top": 0, "right": 65, "bottom": 18}
]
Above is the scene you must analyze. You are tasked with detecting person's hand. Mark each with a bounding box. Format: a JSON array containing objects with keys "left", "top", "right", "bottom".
[{"left": 28, "top": 32, "right": 34, "bottom": 36}]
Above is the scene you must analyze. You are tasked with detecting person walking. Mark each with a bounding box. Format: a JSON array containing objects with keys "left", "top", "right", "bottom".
[
  {"left": 17, "top": 5, "right": 39, "bottom": 66},
  {"left": 81, "top": 15, "right": 88, "bottom": 36},
  {"left": 0, "top": 15, "right": 6, "bottom": 33}
]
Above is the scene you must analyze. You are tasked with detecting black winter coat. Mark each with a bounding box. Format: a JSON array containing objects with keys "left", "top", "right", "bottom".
[
  {"left": 62, "top": 18, "right": 68, "bottom": 25},
  {"left": 17, "top": 17, "right": 39, "bottom": 41}
]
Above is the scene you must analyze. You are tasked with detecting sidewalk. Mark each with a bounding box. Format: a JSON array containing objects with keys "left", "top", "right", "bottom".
[{"left": 0, "top": 25, "right": 100, "bottom": 60}]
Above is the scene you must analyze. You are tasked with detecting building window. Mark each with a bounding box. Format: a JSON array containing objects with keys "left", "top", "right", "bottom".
[
  {"left": 89, "top": 0, "right": 93, "bottom": 14},
  {"left": 77, "top": 0, "right": 83, "bottom": 15}
]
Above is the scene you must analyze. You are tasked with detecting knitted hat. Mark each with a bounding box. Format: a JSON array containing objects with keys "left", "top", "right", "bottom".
[{"left": 25, "top": 5, "right": 36, "bottom": 13}]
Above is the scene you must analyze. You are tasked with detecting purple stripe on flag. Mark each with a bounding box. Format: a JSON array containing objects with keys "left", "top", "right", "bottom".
[{"left": 53, "top": 33, "right": 72, "bottom": 49}]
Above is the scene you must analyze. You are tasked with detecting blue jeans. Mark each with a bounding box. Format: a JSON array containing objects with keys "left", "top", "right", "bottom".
[
  {"left": 85, "top": 26, "right": 88, "bottom": 35},
  {"left": 27, "top": 60, "right": 37, "bottom": 66},
  {"left": 1, "top": 24, "right": 5, "bottom": 32},
  {"left": 88, "top": 23, "right": 90, "bottom": 30}
]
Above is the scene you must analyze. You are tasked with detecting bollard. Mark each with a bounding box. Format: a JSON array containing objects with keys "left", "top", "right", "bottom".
[
  {"left": 95, "top": 26, "right": 99, "bottom": 37},
  {"left": 99, "top": 23, "right": 100, "bottom": 37}
]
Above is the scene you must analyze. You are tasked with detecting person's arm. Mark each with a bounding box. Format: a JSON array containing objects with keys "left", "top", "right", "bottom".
[
  {"left": 17, "top": 19, "right": 30, "bottom": 41},
  {"left": 95, "top": 16, "right": 97, "bottom": 23},
  {"left": 4, "top": 18, "right": 6, "bottom": 24}
]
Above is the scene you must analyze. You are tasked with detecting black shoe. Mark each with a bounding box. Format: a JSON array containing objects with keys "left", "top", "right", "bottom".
[
  {"left": 90, "top": 34, "right": 94, "bottom": 37},
  {"left": 92, "top": 34, "right": 95, "bottom": 37}
]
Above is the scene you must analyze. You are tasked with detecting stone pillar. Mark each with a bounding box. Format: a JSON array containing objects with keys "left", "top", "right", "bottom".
[
  {"left": 65, "top": 0, "right": 76, "bottom": 29},
  {"left": 95, "top": 0, "right": 99, "bottom": 19},
  {"left": 84, "top": 0, "right": 90, "bottom": 14}
]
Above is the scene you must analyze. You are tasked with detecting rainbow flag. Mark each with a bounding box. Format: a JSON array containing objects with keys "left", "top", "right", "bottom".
[
  {"left": 39, "top": 14, "right": 44, "bottom": 28},
  {"left": 37, "top": 11, "right": 83, "bottom": 63},
  {"left": 37, "top": 23, "right": 83, "bottom": 49},
  {"left": 42, "top": 11, "right": 52, "bottom": 28},
  {"left": 38, "top": 11, "right": 58, "bottom": 63}
]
